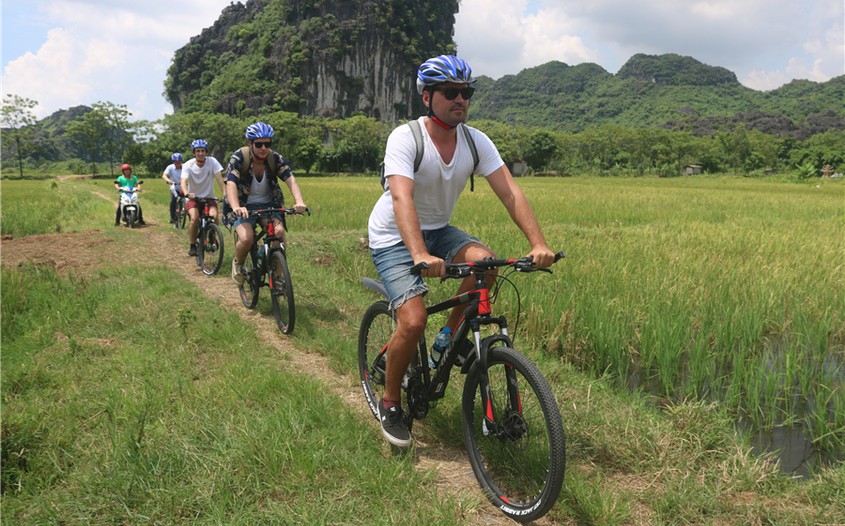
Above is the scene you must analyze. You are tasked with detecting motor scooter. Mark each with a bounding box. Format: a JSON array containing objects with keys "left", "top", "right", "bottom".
[{"left": 118, "top": 181, "right": 143, "bottom": 228}]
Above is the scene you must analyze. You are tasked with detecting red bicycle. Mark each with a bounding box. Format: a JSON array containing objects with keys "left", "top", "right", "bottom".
[
  {"left": 358, "top": 252, "right": 566, "bottom": 522},
  {"left": 236, "top": 207, "right": 310, "bottom": 334}
]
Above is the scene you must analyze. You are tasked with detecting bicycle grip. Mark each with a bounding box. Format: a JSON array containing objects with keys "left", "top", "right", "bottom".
[
  {"left": 409, "top": 262, "right": 429, "bottom": 275},
  {"left": 554, "top": 251, "right": 566, "bottom": 262}
]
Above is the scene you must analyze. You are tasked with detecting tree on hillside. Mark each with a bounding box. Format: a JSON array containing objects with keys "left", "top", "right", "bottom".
[
  {"left": 66, "top": 110, "right": 108, "bottom": 176},
  {"left": 92, "top": 102, "right": 132, "bottom": 176},
  {"left": 1, "top": 94, "right": 38, "bottom": 177}
]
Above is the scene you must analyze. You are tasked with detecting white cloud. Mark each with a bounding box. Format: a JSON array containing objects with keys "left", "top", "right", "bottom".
[
  {"left": 2, "top": 0, "right": 842, "bottom": 120},
  {"left": 454, "top": 0, "right": 530, "bottom": 78},
  {"left": 1, "top": 0, "right": 231, "bottom": 119}
]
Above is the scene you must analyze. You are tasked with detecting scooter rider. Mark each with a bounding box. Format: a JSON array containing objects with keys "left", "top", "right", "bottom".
[{"left": 114, "top": 163, "right": 145, "bottom": 226}]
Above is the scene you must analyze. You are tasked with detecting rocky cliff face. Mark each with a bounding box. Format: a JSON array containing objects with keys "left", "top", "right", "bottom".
[{"left": 165, "top": 0, "right": 459, "bottom": 122}]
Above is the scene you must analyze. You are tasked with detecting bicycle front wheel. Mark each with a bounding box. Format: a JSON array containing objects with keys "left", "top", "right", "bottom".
[
  {"left": 200, "top": 223, "right": 225, "bottom": 275},
  {"left": 176, "top": 200, "right": 187, "bottom": 229},
  {"left": 239, "top": 247, "right": 259, "bottom": 309},
  {"left": 357, "top": 300, "right": 395, "bottom": 419},
  {"left": 269, "top": 250, "right": 295, "bottom": 334},
  {"left": 462, "top": 346, "right": 565, "bottom": 522}
]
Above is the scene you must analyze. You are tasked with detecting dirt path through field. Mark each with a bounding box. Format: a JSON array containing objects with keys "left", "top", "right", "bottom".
[{"left": 1, "top": 180, "right": 567, "bottom": 525}]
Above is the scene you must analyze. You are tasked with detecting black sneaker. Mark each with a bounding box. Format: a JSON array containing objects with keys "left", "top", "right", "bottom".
[
  {"left": 188, "top": 243, "right": 197, "bottom": 256},
  {"left": 378, "top": 399, "right": 411, "bottom": 448}
]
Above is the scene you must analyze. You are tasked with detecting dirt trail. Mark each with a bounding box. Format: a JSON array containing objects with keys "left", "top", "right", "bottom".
[{"left": 1, "top": 182, "right": 568, "bottom": 526}]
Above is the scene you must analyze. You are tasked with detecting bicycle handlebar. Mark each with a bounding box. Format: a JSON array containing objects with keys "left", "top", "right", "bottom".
[
  {"left": 410, "top": 251, "right": 565, "bottom": 277},
  {"left": 248, "top": 207, "right": 312, "bottom": 218}
]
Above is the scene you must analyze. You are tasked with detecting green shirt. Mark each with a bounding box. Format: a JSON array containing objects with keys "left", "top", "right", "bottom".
[{"left": 116, "top": 175, "right": 139, "bottom": 188}]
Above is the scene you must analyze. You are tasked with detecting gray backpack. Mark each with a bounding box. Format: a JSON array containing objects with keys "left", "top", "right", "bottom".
[{"left": 380, "top": 120, "right": 479, "bottom": 191}]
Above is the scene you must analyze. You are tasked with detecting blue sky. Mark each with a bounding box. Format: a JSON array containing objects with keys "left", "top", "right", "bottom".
[{"left": 2, "top": 0, "right": 843, "bottom": 121}]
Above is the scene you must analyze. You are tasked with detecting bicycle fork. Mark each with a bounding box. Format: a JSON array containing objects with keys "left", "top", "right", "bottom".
[{"left": 468, "top": 317, "right": 523, "bottom": 439}]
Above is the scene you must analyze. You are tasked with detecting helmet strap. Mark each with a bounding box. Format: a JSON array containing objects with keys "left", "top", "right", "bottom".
[{"left": 429, "top": 113, "right": 456, "bottom": 130}]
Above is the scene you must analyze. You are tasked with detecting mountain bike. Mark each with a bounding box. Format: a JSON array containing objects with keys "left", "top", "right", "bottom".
[
  {"left": 194, "top": 197, "right": 225, "bottom": 276},
  {"left": 174, "top": 191, "right": 187, "bottom": 229},
  {"left": 358, "top": 252, "right": 566, "bottom": 522},
  {"left": 236, "top": 207, "right": 310, "bottom": 334}
]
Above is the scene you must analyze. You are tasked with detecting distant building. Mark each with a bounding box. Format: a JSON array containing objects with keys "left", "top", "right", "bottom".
[
  {"left": 684, "top": 165, "right": 702, "bottom": 176},
  {"left": 511, "top": 161, "right": 528, "bottom": 177}
]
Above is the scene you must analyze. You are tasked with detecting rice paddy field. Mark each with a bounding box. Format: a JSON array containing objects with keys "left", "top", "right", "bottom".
[{"left": 2, "top": 173, "right": 843, "bottom": 524}]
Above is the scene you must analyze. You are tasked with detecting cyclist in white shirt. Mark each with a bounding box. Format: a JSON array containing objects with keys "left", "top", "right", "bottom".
[
  {"left": 367, "top": 55, "right": 555, "bottom": 448},
  {"left": 161, "top": 152, "right": 184, "bottom": 224},
  {"left": 181, "top": 139, "right": 226, "bottom": 257}
]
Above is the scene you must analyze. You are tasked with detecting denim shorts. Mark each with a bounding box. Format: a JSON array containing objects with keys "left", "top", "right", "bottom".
[
  {"left": 370, "top": 225, "right": 482, "bottom": 310},
  {"left": 232, "top": 202, "right": 281, "bottom": 229}
]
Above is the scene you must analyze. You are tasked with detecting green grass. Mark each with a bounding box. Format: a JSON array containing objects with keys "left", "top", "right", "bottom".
[{"left": 2, "top": 174, "right": 844, "bottom": 524}]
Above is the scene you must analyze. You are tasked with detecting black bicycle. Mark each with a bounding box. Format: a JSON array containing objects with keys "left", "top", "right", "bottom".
[
  {"left": 237, "top": 207, "right": 309, "bottom": 334},
  {"left": 358, "top": 253, "right": 566, "bottom": 522},
  {"left": 174, "top": 192, "right": 187, "bottom": 229},
  {"left": 193, "top": 197, "right": 225, "bottom": 276}
]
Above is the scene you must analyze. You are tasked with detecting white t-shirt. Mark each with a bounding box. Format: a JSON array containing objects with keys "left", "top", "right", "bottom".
[
  {"left": 247, "top": 168, "right": 272, "bottom": 205},
  {"left": 182, "top": 156, "right": 223, "bottom": 199},
  {"left": 368, "top": 117, "right": 504, "bottom": 249},
  {"left": 164, "top": 163, "right": 182, "bottom": 185}
]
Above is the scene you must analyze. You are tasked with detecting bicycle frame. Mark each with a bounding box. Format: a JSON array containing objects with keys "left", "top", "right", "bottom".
[
  {"left": 364, "top": 254, "right": 563, "bottom": 425},
  {"left": 249, "top": 207, "right": 298, "bottom": 269},
  {"left": 195, "top": 197, "right": 217, "bottom": 227}
]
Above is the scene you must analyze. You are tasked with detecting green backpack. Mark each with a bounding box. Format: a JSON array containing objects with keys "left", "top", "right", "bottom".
[{"left": 379, "top": 120, "right": 479, "bottom": 191}]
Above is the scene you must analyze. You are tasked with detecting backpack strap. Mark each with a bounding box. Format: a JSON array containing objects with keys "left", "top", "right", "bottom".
[
  {"left": 407, "top": 120, "right": 425, "bottom": 172},
  {"left": 459, "top": 123, "right": 479, "bottom": 192},
  {"left": 238, "top": 145, "right": 277, "bottom": 177}
]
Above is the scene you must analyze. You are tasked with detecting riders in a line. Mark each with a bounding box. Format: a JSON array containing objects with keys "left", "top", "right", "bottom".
[
  {"left": 181, "top": 139, "right": 226, "bottom": 257},
  {"left": 114, "top": 163, "right": 146, "bottom": 226},
  {"left": 367, "top": 54, "right": 555, "bottom": 448},
  {"left": 225, "top": 122, "right": 308, "bottom": 285},
  {"left": 162, "top": 152, "right": 184, "bottom": 224}
]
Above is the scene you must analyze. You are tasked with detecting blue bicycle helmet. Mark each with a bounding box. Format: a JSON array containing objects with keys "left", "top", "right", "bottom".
[
  {"left": 171, "top": 152, "right": 183, "bottom": 162},
  {"left": 191, "top": 139, "right": 208, "bottom": 151},
  {"left": 416, "top": 55, "right": 476, "bottom": 94},
  {"left": 245, "top": 122, "right": 274, "bottom": 140}
]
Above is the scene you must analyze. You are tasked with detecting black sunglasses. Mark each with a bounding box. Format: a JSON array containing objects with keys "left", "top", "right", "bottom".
[
  {"left": 435, "top": 87, "right": 475, "bottom": 100},
  {"left": 253, "top": 141, "right": 272, "bottom": 149}
]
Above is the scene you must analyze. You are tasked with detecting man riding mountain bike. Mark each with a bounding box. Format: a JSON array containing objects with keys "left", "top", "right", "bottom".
[
  {"left": 181, "top": 139, "right": 226, "bottom": 257},
  {"left": 367, "top": 54, "right": 555, "bottom": 447},
  {"left": 225, "top": 122, "right": 308, "bottom": 285}
]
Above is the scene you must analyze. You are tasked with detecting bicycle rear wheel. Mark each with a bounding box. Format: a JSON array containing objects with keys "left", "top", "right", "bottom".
[
  {"left": 462, "top": 346, "right": 565, "bottom": 522},
  {"left": 357, "top": 300, "right": 395, "bottom": 419},
  {"left": 269, "top": 249, "right": 295, "bottom": 334},
  {"left": 239, "top": 247, "right": 259, "bottom": 309},
  {"left": 200, "top": 223, "right": 225, "bottom": 275}
]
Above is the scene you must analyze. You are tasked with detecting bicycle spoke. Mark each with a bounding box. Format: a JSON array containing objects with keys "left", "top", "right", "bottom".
[
  {"left": 239, "top": 247, "right": 259, "bottom": 309},
  {"left": 463, "top": 347, "right": 565, "bottom": 521},
  {"left": 201, "top": 223, "right": 224, "bottom": 275},
  {"left": 358, "top": 301, "right": 395, "bottom": 419},
  {"left": 269, "top": 250, "right": 295, "bottom": 334}
]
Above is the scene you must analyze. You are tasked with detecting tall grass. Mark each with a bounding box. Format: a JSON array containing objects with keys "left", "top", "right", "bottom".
[
  {"left": 1, "top": 264, "right": 465, "bottom": 525},
  {"left": 286, "top": 175, "right": 844, "bottom": 454},
  {"left": 3, "top": 174, "right": 844, "bottom": 524}
]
